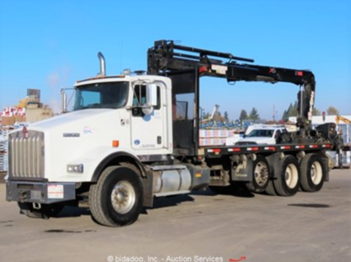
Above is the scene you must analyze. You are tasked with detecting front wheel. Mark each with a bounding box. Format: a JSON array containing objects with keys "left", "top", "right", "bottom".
[
  {"left": 89, "top": 165, "right": 143, "bottom": 227},
  {"left": 273, "top": 155, "right": 301, "bottom": 196}
]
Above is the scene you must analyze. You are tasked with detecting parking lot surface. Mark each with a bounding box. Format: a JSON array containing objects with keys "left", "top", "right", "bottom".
[{"left": 0, "top": 169, "right": 350, "bottom": 262}]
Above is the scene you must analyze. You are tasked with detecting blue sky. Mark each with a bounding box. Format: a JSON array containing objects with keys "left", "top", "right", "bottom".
[{"left": 0, "top": 0, "right": 350, "bottom": 120}]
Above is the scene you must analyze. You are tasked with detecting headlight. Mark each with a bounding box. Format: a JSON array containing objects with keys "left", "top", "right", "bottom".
[{"left": 67, "top": 164, "right": 84, "bottom": 173}]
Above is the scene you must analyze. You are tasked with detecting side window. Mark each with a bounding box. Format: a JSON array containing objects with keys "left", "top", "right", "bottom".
[
  {"left": 275, "top": 130, "right": 281, "bottom": 137},
  {"left": 174, "top": 93, "right": 194, "bottom": 121},
  {"left": 133, "top": 85, "right": 160, "bottom": 109},
  {"left": 133, "top": 85, "right": 146, "bottom": 107},
  {"left": 132, "top": 85, "right": 161, "bottom": 116}
]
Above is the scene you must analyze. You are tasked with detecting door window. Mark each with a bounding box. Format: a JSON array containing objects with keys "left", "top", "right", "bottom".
[{"left": 132, "top": 84, "right": 160, "bottom": 116}]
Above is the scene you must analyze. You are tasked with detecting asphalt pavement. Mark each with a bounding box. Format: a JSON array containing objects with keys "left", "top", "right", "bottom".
[{"left": 0, "top": 169, "right": 350, "bottom": 262}]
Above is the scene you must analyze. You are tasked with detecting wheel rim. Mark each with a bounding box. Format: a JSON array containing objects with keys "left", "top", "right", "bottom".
[
  {"left": 310, "top": 161, "right": 323, "bottom": 185},
  {"left": 111, "top": 180, "right": 136, "bottom": 214},
  {"left": 254, "top": 161, "right": 269, "bottom": 187},
  {"left": 285, "top": 163, "right": 298, "bottom": 189}
]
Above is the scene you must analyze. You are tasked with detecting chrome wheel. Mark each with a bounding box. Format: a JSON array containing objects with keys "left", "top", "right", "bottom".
[
  {"left": 285, "top": 163, "right": 299, "bottom": 189},
  {"left": 254, "top": 161, "right": 269, "bottom": 187},
  {"left": 310, "top": 161, "right": 323, "bottom": 185},
  {"left": 111, "top": 181, "right": 136, "bottom": 214}
]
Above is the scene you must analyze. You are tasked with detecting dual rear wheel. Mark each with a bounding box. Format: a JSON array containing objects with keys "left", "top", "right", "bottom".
[
  {"left": 265, "top": 153, "right": 326, "bottom": 196},
  {"left": 300, "top": 153, "right": 326, "bottom": 192},
  {"left": 272, "top": 155, "right": 300, "bottom": 196},
  {"left": 247, "top": 155, "right": 301, "bottom": 196}
]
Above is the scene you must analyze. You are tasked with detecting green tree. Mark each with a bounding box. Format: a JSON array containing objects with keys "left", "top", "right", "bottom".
[
  {"left": 289, "top": 106, "right": 298, "bottom": 117},
  {"left": 203, "top": 112, "right": 211, "bottom": 120},
  {"left": 326, "top": 106, "right": 339, "bottom": 115},
  {"left": 239, "top": 109, "right": 248, "bottom": 122},
  {"left": 224, "top": 111, "right": 229, "bottom": 122},
  {"left": 313, "top": 108, "right": 321, "bottom": 116},
  {"left": 282, "top": 110, "right": 288, "bottom": 121},
  {"left": 282, "top": 101, "right": 321, "bottom": 121},
  {"left": 249, "top": 107, "right": 260, "bottom": 121}
]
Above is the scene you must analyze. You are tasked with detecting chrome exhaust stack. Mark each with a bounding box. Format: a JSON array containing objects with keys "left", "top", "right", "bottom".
[
  {"left": 97, "top": 52, "right": 106, "bottom": 77},
  {"left": 61, "top": 88, "right": 67, "bottom": 113}
]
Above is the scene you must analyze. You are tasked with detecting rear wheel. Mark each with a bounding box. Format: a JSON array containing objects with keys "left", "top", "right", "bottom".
[
  {"left": 273, "top": 155, "right": 300, "bottom": 196},
  {"left": 246, "top": 156, "right": 270, "bottom": 193},
  {"left": 89, "top": 165, "right": 143, "bottom": 227},
  {"left": 265, "top": 180, "right": 277, "bottom": 196},
  {"left": 300, "top": 154, "right": 326, "bottom": 192}
]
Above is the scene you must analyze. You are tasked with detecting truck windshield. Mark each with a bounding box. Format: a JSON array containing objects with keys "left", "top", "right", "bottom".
[{"left": 73, "top": 82, "right": 129, "bottom": 110}]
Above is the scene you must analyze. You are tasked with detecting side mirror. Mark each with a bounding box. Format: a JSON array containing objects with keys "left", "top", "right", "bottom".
[
  {"left": 142, "top": 105, "right": 153, "bottom": 115},
  {"left": 146, "top": 83, "right": 157, "bottom": 107},
  {"left": 142, "top": 83, "right": 157, "bottom": 115}
]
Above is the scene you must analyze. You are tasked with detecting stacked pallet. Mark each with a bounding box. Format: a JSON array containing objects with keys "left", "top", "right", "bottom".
[
  {"left": 199, "top": 129, "right": 239, "bottom": 146},
  {"left": 1, "top": 106, "right": 26, "bottom": 126},
  {"left": 0, "top": 128, "right": 10, "bottom": 172}
]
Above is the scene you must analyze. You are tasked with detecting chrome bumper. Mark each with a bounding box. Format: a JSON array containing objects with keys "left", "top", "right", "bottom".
[{"left": 6, "top": 180, "right": 76, "bottom": 204}]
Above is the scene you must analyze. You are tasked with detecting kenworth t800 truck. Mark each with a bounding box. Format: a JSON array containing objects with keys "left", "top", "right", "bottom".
[{"left": 6, "top": 40, "right": 340, "bottom": 227}]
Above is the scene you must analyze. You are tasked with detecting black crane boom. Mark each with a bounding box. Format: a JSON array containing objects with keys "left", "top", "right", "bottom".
[{"left": 147, "top": 40, "right": 316, "bottom": 132}]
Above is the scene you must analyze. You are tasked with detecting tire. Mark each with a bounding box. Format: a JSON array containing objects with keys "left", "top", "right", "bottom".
[
  {"left": 265, "top": 180, "right": 277, "bottom": 196},
  {"left": 300, "top": 153, "right": 326, "bottom": 192},
  {"left": 17, "top": 202, "right": 64, "bottom": 219},
  {"left": 89, "top": 165, "right": 143, "bottom": 227},
  {"left": 273, "top": 155, "right": 300, "bottom": 196},
  {"left": 246, "top": 156, "right": 270, "bottom": 193}
]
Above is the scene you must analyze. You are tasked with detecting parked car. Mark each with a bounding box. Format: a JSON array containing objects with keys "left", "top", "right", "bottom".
[
  {"left": 235, "top": 125, "right": 287, "bottom": 145},
  {"left": 225, "top": 130, "right": 245, "bottom": 145}
]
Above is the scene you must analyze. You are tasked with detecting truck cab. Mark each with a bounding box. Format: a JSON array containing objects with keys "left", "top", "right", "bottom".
[{"left": 6, "top": 68, "right": 211, "bottom": 226}]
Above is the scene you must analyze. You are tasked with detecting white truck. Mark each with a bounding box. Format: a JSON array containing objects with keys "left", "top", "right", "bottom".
[
  {"left": 6, "top": 40, "right": 340, "bottom": 227},
  {"left": 235, "top": 125, "right": 287, "bottom": 145}
]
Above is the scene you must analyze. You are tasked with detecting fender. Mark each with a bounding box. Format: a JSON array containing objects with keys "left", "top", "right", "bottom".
[
  {"left": 90, "top": 149, "right": 154, "bottom": 207},
  {"left": 63, "top": 146, "right": 145, "bottom": 182},
  {"left": 91, "top": 150, "right": 147, "bottom": 182}
]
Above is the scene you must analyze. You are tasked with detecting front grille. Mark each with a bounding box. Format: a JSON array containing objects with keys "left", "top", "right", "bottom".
[{"left": 9, "top": 130, "right": 45, "bottom": 179}]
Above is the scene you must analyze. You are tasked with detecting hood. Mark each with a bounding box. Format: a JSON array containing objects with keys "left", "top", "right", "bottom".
[
  {"left": 28, "top": 109, "right": 116, "bottom": 132},
  {"left": 236, "top": 136, "right": 275, "bottom": 145}
]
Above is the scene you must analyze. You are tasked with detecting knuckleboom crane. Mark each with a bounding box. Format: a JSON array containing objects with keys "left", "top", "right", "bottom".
[
  {"left": 336, "top": 115, "right": 351, "bottom": 125},
  {"left": 147, "top": 40, "right": 316, "bottom": 137}
]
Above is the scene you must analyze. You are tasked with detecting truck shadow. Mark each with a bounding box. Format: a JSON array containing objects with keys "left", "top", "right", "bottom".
[
  {"left": 52, "top": 186, "right": 255, "bottom": 218},
  {"left": 145, "top": 194, "right": 195, "bottom": 211},
  {"left": 191, "top": 186, "right": 255, "bottom": 198},
  {"left": 54, "top": 206, "right": 91, "bottom": 218}
]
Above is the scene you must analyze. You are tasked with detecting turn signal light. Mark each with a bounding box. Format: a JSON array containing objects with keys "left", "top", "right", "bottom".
[{"left": 112, "top": 140, "right": 119, "bottom": 147}]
